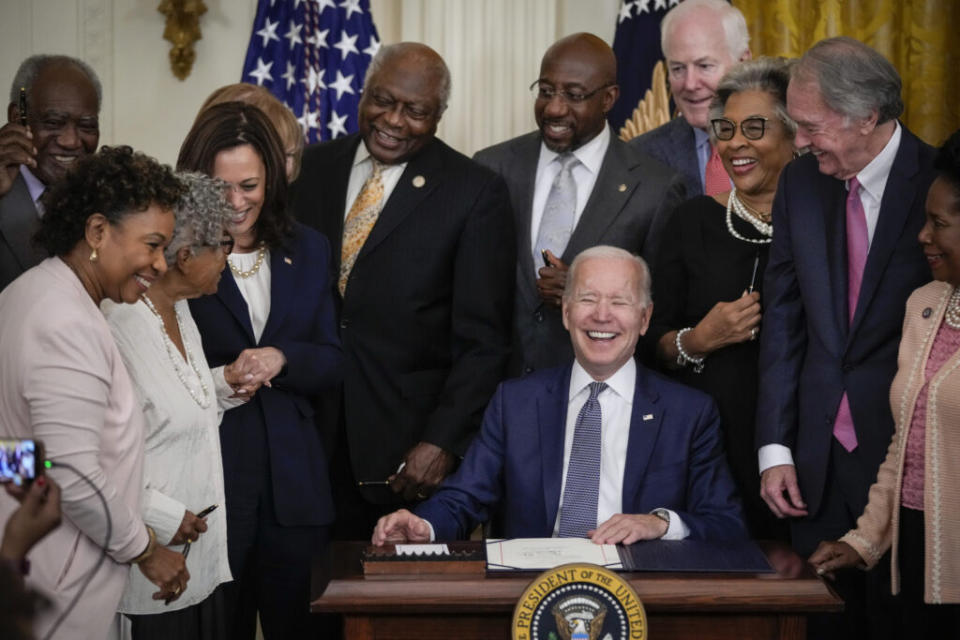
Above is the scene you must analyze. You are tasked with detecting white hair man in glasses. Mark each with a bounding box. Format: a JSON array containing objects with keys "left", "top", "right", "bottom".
[
  {"left": 631, "top": 0, "right": 751, "bottom": 197},
  {"left": 475, "top": 33, "right": 686, "bottom": 377}
]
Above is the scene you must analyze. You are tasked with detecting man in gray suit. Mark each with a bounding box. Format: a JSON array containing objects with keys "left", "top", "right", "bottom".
[
  {"left": 475, "top": 33, "right": 685, "bottom": 375},
  {"left": 630, "top": 0, "right": 750, "bottom": 197},
  {"left": 0, "top": 55, "right": 101, "bottom": 291}
]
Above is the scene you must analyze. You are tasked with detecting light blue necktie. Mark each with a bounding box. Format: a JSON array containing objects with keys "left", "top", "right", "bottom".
[
  {"left": 557, "top": 381, "right": 606, "bottom": 538},
  {"left": 534, "top": 153, "right": 579, "bottom": 268}
]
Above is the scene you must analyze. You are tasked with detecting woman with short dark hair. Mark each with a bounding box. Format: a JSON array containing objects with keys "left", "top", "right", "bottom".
[{"left": 0, "top": 146, "right": 189, "bottom": 639}]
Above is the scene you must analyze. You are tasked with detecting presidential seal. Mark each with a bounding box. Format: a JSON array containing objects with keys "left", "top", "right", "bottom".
[{"left": 512, "top": 563, "right": 647, "bottom": 640}]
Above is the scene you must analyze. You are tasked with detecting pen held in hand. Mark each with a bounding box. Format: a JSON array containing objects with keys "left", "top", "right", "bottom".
[
  {"left": 19, "top": 87, "right": 27, "bottom": 127},
  {"left": 747, "top": 251, "right": 760, "bottom": 294}
]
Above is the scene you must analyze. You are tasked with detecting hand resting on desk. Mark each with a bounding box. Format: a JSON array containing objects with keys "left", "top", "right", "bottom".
[{"left": 372, "top": 509, "right": 432, "bottom": 546}]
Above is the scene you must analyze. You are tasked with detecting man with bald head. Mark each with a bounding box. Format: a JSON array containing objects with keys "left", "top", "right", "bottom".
[
  {"left": 0, "top": 54, "right": 100, "bottom": 290},
  {"left": 475, "top": 33, "right": 685, "bottom": 375},
  {"left": 291, "top": 43, "right": 515, "bottom": 539},
  {"left": 631, "top": 0, "right": 751, "bottom": 197}
]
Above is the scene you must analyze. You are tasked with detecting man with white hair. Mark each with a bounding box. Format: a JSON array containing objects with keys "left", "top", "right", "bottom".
[
  {"left": 631, "top": 0, "right": 751, "bottom": 197},
  {"left": 372, "top": 246, "right": 746, "bottom": 545},
  {"left": 756, "top": 37, "right": 936, "bottom": 639}
]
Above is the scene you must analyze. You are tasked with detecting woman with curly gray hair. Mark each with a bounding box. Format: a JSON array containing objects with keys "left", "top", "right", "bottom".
[{"left": 103, "top": 173, "right": 253, "bottom": 639}]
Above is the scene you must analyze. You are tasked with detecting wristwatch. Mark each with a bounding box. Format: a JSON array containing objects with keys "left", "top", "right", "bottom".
[{"left": 651, "top": 508, "right": 671, "bottom": 533}]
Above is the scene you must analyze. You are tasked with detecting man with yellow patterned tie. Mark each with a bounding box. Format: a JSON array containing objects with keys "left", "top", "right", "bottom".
[{"left": 290, "top": 42, "right": 515, "bottom": 540}]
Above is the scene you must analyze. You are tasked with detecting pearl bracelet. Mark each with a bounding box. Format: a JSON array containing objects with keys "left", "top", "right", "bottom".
[{"left": 675, "top": 327, "right": 705, "bottom": 373}]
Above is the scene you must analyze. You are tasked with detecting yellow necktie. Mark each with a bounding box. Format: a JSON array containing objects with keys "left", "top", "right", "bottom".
[{"left": 339, "top": 161, "right": 385, "bottom": 296}]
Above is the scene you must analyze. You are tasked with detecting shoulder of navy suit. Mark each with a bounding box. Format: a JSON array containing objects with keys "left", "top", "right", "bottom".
[{"left": 473, "top": 130, "right": 541, "bottom": 165}]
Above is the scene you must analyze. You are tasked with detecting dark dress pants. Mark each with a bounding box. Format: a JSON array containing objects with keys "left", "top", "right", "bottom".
[{"left": 221, "top": 418, "right": 331, "bottom": 640}]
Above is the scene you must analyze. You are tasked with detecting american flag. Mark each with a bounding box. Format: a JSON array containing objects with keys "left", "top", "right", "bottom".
[
  {"left": 607, "top": 0, "right": 680, "bottom": 132},
  {"left": 241, "top": 0, "right": 381, "bottom": 144}
]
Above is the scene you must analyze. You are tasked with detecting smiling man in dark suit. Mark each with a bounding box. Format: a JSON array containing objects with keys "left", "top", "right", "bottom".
[
  {"left": 372, "top": 246, "right": 746, "bottom": 545},
  {"left": 756, "top": 37, "right": 936, "bottom": 639},
  {"left": 474, "top": 33, "right": 685, "bottom": 376},
  {"left": 290, "top": 42, "right": 515, "bottom": 540},
  {"left": 0, "top": 55, "right": 100, "bottom": 291}
]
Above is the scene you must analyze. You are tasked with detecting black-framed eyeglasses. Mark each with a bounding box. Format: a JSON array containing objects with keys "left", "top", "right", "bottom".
[
  {"left": 217, "top": 237, "right": 235, "bottom": 255},
  {"left": 711, "top": 116, "right": 770, "bottom": 141},
  {"left": 529, "top": 80, "right": 614, "bottom": 105}
]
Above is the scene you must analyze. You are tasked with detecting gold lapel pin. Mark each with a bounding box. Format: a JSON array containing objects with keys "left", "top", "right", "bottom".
[
  {"left": 618, "top": 183, "right": 627, "bottom": 192},
  {"left": 412, "top": 175, "right": 426, "bottom": 188},
  {"left": 284, "top": 257, "right": 292, "bottom": 265}
]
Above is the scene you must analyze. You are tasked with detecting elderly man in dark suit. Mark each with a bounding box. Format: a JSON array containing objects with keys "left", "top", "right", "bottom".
[
  {"left": 474, "top": 33, "right": 685, "bottom": 375},
  {"left": 290, "top": 42, "right": 515, "bottom": 540},
  {"left": 372, "top": 246, "right": 746, "bottom": 545},
  {"left": 756, "top": 37, "right": 936, "bottom": 640},
  {"left": 630, "top": 0, "right": 750, "bottom": 197},
  {"left": 0, "top": 55, "right": 100, "bottom": 291}
]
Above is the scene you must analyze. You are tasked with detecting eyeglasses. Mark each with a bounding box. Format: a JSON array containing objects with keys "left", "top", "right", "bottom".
[
  {"left": 529, "top": 81, "right": 614, "bottom": 105},
  {"left": 711, "top": 116, "right": 770, "bottom": 141},
  {"left": 217, "top": 237, "right": 235, "bottom": 255}
]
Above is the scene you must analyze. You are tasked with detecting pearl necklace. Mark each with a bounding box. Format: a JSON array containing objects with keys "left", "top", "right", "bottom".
[
  {"left": 141, "top": 294, "right": 211, "bottom": 409},
  {"left": 726, "top": 187, "right": 772, "bottom": 244},
  {"left": 945, "top": 286, "right": 960, "bottom": 330},
  {"left": 228, "top": 243, "right": 267, "bottom": 279}
]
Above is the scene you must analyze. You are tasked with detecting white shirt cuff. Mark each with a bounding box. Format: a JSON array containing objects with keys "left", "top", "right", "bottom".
[
  {"left": 213, "top": 365, "right": 246, "bottom": 411},
  {"left": 426, "top": 520, "right": 436, "bottom": 542},
  {"left": 659, "top": 509, "right": 689, "bottom": 540},
  {"left": 758, "top": 444, "right": 795, "bottom": 475},
  {"left": 143, "top": 488, "right": 186, "bottom": 545}
]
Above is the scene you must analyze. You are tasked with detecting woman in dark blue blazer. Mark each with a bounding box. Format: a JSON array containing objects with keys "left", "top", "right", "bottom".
[{"left": 178, "top": 102, "right": 342, "bottom": 640}]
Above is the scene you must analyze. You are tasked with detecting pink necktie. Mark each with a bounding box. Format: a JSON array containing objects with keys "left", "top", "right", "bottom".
[
  {"left": 834, "top": 178, "right": 867, "bottom": 453},
  {"left": 704, "top": 144, "right": 729, "bottom": 196}
]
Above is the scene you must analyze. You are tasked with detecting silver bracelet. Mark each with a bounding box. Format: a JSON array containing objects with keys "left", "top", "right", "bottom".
[{"left": 675, "top": 327, "right": 705, "bottom": 373}]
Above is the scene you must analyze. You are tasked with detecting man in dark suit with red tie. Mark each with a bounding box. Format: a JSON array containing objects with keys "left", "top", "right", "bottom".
[
  {"left": 290, "top": 42, "right": 515, "bottom": 540},
  {"left": 756, "top": 37, "right": 936, "bottom": 639}
]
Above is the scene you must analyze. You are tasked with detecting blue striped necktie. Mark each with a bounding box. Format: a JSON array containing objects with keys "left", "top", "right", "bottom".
[{"left": 557, "top": 381, "right": 607, "bottom": 538}]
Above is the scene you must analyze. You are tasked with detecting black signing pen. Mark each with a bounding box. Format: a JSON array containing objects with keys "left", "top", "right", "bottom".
[
  {"left": 19, "top": 87, "right": 27, "bottom": 127},
  {"left": 196, "top": 504, "right": 218, "bottom": 518},
  {"left": 541, "top": 248, "right": 551, "bottom": 267}
]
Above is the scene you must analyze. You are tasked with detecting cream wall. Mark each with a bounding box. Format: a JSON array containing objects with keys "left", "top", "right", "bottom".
[{"left": 0, "top": 0, "right": 618, "bottom": 164}]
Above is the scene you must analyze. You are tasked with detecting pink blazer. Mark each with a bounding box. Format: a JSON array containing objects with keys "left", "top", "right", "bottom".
[{"left": 0, "top": 258, "right": 149, "bottom": 639}]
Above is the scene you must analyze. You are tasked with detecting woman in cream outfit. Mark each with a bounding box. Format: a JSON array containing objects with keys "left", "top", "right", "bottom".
[{"left": 105, "top": 173, "right": 254, "bottom": 639}]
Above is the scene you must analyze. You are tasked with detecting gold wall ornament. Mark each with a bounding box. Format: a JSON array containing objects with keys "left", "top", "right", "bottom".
[
  {"left": 733, "top": 0, "right": 960, "bottom": 146},
  {"left": 158, "top": 0, "right": 207, "bottom": 81},
  {"left": 618, "top": 60, "right": 673, "bottom": 142}
]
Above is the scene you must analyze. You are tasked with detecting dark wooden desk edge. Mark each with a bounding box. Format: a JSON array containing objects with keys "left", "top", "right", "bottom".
[{"left": 311, "top": 540, "right": 843, "bottom": 614}]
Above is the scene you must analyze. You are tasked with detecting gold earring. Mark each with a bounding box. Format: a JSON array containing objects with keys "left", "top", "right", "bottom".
[{"left": 89, "top": 248, "right": 98, "bottom": 262}]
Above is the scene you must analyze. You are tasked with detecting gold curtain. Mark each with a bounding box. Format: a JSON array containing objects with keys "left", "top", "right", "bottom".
[{"left": 733, "top": 0, "right": 960, "bottom": 146}]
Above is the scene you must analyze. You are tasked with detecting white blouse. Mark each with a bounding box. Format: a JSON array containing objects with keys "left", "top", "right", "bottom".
[
  {"left": 102, "top": 298, "right": 232, "bottom": 614},
  {"left": 228, "top": 249, "right": 271, "bottom": 342}
]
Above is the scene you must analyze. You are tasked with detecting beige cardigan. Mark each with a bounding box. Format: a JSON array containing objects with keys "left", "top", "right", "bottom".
[{"left": 842, "top": 280, "right": 960, "bottom": 604}]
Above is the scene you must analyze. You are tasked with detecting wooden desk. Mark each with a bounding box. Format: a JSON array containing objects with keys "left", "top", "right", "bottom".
[{"left": 311, "top": 541, "right": 841, "bottom": 640}]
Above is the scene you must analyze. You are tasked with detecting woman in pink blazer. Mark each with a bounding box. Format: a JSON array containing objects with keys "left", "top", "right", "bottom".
[
  {"left": 811, "top": 130, "right": 960, "bottom": 633},
  {"left": 0, "top": 146, "right": 189, "bottom": 639}
]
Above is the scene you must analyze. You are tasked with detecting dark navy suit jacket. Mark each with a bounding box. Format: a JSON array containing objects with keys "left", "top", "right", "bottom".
[
  {"left": 756, "top": 125, "right": 936, "bottom": 517},
  {"left": 189, "top": 223, "right": 343, "bottom": 526},
  {"left": 630, "top": 117, "right": 703, "bottom": 198},
  {"left": 416, "top": 361, "right": 747, "bottom": 541}
]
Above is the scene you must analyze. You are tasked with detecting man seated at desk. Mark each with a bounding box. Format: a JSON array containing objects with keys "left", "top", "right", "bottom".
[{"left": 373, "top": 246, "right": 747, "bottom": 545}]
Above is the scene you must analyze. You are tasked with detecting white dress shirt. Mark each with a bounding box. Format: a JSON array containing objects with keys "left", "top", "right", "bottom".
[
  {"left": 553, "top": 359, "right": 688, "bottom": 539},
  {"left": 530, "top": 125, "right": 611, "bottom": 260},
  {"left": 227, "top": 249, "right": 272, "bottom": 343},
  {"left": 102, "top": 299, "right": 232, "bottom": 614},
  {"left": 758, "top": 122, "right": 903, "bottom": 475},
  {"left": 344, "top": 143, "right": 408, "bottom": 220}
]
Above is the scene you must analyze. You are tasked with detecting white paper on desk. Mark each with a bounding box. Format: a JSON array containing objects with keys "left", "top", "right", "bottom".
[
  {"left": 395, "top": 543, "right": 450, "bottom": 556},
  {"left": 486, "top": 538, "right": 622, "bottom": 570}
]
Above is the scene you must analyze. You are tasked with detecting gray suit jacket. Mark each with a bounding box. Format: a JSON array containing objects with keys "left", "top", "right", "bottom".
[
  {"left": 630, "top": 117, "right": 703, "bottom": 198},
  {"left": 0, "top": 174, "right": 45, "bottom": 291},
  {"left": 474, "top": 128, "right": 686, "bottom": 375}
]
